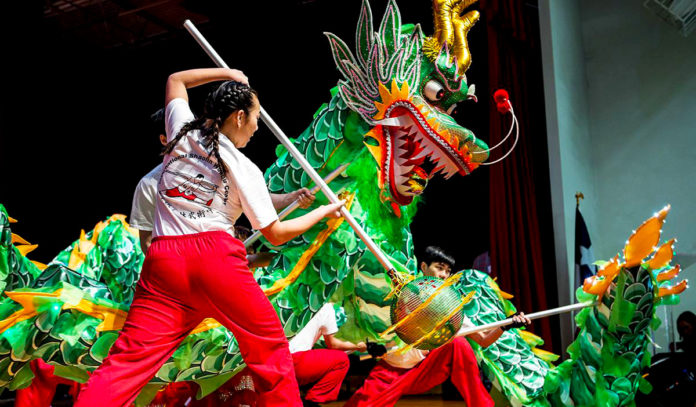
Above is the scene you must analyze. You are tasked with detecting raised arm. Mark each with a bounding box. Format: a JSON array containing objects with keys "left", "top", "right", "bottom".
[{"left": 165, "top": 68, "right": 249, "bottom": 106}]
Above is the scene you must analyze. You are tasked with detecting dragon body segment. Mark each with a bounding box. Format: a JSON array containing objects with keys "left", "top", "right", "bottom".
[
  {"left": 453, "top": 206, "right": 685, "bottom": 407},
  {"left": 0, "top": 2, "right": 687, "bottom": 407}
]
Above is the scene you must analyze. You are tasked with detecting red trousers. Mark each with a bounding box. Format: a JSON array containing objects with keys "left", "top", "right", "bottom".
[
  {"left": 75, "top": 231, "right": 301, "bottom": 407},
  {"left": 15, "top": 360, "right": 83, "bottom": 407},
  {"left": 150, "top": 348, "right": 349, "bottom": 406},
  {"left": 293, "top": 349, "right": 350, "bottom": 402},
  {"left": 344, "top": 337, "right": 493, "bottom": 407}
]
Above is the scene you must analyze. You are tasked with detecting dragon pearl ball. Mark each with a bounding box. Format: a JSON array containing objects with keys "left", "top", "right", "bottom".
[{"left": 389, "top": 276, "right": 464, "bottom": 350}]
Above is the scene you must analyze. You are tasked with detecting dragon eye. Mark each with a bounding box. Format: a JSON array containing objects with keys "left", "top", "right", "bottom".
[{"left": 423, "top": 80, "right": 445, "bottom": 102}]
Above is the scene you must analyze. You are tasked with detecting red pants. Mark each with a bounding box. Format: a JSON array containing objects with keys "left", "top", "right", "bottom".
[
  {"left": 15, "top": 360, "right": 83, "bottom": 407},
  {"left": 344, "top": 337, "right": 493, "bottom": 407},
  {"left": 293, "top": 349, "right": 350, "bottom": 402},
  {"left": 150, "top": 349, "right": 349, "bottom": 406},
  {"left": 75, "top": 231, "right": 301, "bottom": 407}
]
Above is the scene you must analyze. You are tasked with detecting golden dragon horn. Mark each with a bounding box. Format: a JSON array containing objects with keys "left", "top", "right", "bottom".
[{"left": 427, "top": 0, "right": 480, "bottom": 75}]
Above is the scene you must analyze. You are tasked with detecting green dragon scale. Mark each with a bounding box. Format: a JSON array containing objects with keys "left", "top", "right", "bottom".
[{"left": 0, "top": 1, "right": 686, "bottom": 406}]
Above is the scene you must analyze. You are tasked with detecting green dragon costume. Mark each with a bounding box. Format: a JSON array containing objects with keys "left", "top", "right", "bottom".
[{"left": 0, "top": 1, "right": 687, "bottom": 406}]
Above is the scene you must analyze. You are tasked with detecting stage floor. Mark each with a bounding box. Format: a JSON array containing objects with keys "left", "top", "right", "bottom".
[{"left": 324, "top": 396, "right": 469, "bottom": 406}]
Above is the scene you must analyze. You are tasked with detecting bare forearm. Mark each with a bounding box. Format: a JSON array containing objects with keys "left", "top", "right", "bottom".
[
  {"left": 478, "top": 328, "right": 504, "bottom": 348},
  {"left": 170, "top": 68, "right": 239, "bottom": 88},
  {"left": 271, "top": 189, "right": 315, "bottom": 211},
  {"left": 325, "top": 336, "right": 365, "bottom": 352},
  {"left": 166, "top": 68, "right": 247, "bottom": 104},
  {"left": 459, "top": 328, "right": 503, "bottom": 348},
  {"left": 460, "top": 312, "right": 531, "bottom": 348},
  {"left": 327, "top": 339, "right": 358, "bottom": 351},
  {"left": 270, "top": 193, "right": 293, "bottom": 211},
  {"left": 261, "top": 207, "right": 328, "bottom": 245}
]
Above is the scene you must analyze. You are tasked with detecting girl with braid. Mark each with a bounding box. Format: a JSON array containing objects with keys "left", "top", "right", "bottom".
[{"left": 75, "top": 68, "right": 343, "bottom": 407}]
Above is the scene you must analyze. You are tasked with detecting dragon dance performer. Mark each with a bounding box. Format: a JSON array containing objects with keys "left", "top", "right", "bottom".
[
  {"left": 74, "top": 67, "right": 345, "bottom": 407},
  {"left": 17, "top": 107, "right": 315, "bottom": 407},
  {"left": 130, "top": 108, "right": 168, "bottom": 252},
  {"left": 345, "top": 246, "right": 531, "bottom": 407}
]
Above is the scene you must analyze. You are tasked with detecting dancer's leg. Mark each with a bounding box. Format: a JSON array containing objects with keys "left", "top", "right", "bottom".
[
  {"left": 193, "top": 233, "right": 301, "bottom": 407},
  {"left": 343, "top": 362, "right": 407, "bottom": 407},
  {"left": 75, "top": 238, "right": 201, "bottom": 407},
  {"left": 403, "top": 337, "right": 493, "bottom": 407},
  {"left": 15, "top": 360, "right": 70, "bottom": 407},
  {"left": 293, "top": 349, "right": 349, "bottom": 402}
]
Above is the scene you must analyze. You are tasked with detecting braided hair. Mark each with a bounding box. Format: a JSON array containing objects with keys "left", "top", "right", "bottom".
[{"left": 163, "top": 81, "right": 257, "bottom": 176}]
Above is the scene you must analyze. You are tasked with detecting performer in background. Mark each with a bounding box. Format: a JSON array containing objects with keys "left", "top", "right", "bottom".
[
  {"left": 75, "top": 68, "right": 344, "bottom": 407},
  {"left": 345, "top": 246, "right": 531, "bottom": 407},
  {"left": 675, "top": 311, "right": 696, "bottom": 364},
  {"left": 130, "top": 108, "right": 167, "bottom": 252}
]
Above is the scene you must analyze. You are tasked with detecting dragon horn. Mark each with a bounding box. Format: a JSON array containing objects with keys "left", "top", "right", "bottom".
[{"left": 427, "top": 0, "right": 480, "bottom": 75}]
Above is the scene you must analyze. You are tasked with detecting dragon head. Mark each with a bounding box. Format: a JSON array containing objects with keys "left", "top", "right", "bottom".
[{"left": 326, "top": 0, "right": 489, "bottom": 207}]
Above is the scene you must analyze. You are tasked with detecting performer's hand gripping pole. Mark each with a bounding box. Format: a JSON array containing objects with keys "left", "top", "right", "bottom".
[
  {"left": 183, "top": 20, "right": 398, "bottom": 278},
  {"left": 456, "top": 301, "right": 596, "bottom": 336}
]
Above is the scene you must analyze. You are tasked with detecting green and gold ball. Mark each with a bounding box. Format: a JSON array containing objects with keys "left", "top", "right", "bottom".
[{"left": 389, "top": 276, "right": 464, "bottom": 350}]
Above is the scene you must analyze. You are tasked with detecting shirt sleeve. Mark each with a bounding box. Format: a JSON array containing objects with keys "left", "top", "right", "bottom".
[
  {"left": 233, "top": 160, "right": 279, "bottom": 230},
  {"left": 165, "top": 98, "right": 195, "bottom": 143},
  {"left": 320, "top": 304, "right": 339, "bottom": 336},
  {"left": 455, "top": 315, "right": 476, "bottom": 337},
  {"left": 129, "top": 178, "right": 155, "bottom": 231},
  {"left": 461, "top": 315, "right": 474, "bottom": 328}
]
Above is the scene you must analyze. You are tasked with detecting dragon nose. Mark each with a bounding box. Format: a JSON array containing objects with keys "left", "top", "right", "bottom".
[{"left": 469, "top": 137, "right": 489, "bottom": 163}]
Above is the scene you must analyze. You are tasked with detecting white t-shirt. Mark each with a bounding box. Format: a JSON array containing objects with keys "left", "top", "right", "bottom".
[
  {"left": 153, "top": 98, "right": 278, "bottom": 238},
  {"left": 129, "top": 164, "right": 163, "bottom": 232},
  {"left": 288, "top": 303, "right": 339, "bottom": 353},
  {"left": 383, "top": 315, "right": 474, "bottom": 369}
]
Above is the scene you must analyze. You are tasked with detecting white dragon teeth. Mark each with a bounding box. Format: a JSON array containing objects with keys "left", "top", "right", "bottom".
[
  {"left": 411, "top": 145, "right": 433, "bottom": 161},
  {"left": 442, "top": 165, "right": 458, "bottom": 179},
  {"left": 384, "top": 100, "right": 470, "bottom": 187}
]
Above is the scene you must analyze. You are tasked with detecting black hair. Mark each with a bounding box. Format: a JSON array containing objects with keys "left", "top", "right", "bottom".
[
  {"left": 677, "top": 311, "right": 696, "bottom": 338},
  {"left": 233, "top": 225, "right": 253, "bottom": 241},
  {"left": 163, "top": 80, "right": 258, "bottom": 176},
  {"left": 149, "top": 108, "right": 165, "bottom": 137},
  {"left": 422, "top": 246, "right": 456, "bottom": 269}
]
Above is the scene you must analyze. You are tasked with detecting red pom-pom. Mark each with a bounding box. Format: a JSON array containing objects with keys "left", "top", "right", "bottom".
[
  {"left": 496, "top": 101, "right": 510, "bottom": 114},
  {"left": 493, "top": 89, "right": 509, "bottom": 103}
]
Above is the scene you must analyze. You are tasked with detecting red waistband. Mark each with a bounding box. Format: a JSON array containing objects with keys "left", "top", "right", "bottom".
[{"left": 152, "top": 230, "right": 236, "bottom": 242}]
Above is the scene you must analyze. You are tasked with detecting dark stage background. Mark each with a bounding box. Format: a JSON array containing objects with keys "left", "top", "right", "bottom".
[{"left": 1, "top": 0, "right": 559, "bottom": 353}]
